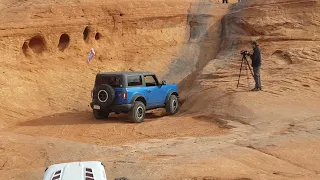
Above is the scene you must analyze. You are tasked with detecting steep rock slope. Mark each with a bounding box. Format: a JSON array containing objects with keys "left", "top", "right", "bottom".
[
  {"left": 177, "top": 2, "right": 320, "bottom": 178},
  {"left": 180, "top": 0, "right": 320, "bottom": 118}
]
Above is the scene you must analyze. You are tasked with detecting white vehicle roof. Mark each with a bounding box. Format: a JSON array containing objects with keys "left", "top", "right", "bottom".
[{"left": 43, "top": 161, "right": 107, "bottom": 180}]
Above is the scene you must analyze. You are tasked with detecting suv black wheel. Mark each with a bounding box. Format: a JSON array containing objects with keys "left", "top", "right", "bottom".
[
  {"left": 93, "top": 109, "right": 109, "bottom": 119},
  {"left": 129, "top": 101, "right": 146, "bottom": 123},
  {"left": 165, "top": 94, "right": 179, "bottom": 115}
]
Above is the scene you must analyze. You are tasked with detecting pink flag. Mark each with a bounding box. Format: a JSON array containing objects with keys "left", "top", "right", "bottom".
[{"left": 87, "top": 48, "right": 95, "bottom": 63}]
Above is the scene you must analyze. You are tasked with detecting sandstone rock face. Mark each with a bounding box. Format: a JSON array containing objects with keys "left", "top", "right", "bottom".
[
  {"left": 180, "top": 0, "right": 320, "bottom": 117},
  {"left": 223, "top": 0, "right": 320, "bottom": 42},
  {"left": 2, "top": 0, "right": 319, "bottom": 129},
  {"left": 0, "top": 0, "right": 231, "bottom": 127},
  {"left": 1, "top": 1, "right": 320, "bottom": 180}
]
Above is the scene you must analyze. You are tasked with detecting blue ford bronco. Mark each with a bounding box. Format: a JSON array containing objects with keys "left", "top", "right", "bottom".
[{"left": 90, "top": 72, "right": 179, "bottom": 123}]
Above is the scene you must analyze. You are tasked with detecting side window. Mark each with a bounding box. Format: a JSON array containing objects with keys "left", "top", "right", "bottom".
[
  {"left": 144, "top": 75, "right": 158, "bottom": 87},
  {"left": 127, "top": 75, "right": 143, "bottom": 87}
]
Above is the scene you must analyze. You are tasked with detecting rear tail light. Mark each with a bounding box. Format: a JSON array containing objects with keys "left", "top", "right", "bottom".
[{"left": 122, "top": 91, "right": 127, "bottom": 100}]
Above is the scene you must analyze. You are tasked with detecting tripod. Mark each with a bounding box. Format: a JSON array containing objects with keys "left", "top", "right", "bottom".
[{"left": 237, "top": 55, "right": 254, "bottom": 90}]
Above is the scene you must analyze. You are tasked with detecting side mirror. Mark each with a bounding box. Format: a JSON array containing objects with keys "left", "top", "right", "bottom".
[{"left": 161, "top": 80, "right": 167, "bottom": 85}]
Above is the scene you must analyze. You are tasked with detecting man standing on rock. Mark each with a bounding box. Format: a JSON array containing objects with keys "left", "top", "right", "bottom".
[{"left": 250, "top": 41, "right": 262, "bottom": 91}]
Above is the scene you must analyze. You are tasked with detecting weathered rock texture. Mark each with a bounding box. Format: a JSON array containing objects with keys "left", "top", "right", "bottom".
[
  {"left": 2, "top": 1, "right": 320, "bottom": 180},
  {"left": 0, "top": 0, "right": 232, "bottom": 127},
  {"left": 181, "top": 0, "right": 320, "bottom": 114}
]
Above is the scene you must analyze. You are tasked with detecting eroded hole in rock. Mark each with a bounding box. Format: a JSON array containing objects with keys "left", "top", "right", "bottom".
[
  {"left": 120, "top": 13, "right": 124, "bottom": 16},
  {"left": 22, "top": 41, "right": 28, "bottom": 55},
  {"left": 29, "top": 35, "right": 46, "bottom": 54},
  {"left": 272, "top": 50, "right": 293, "bottom": 65},
  {"left": 58, "top": 33, "right": 70, "bottom": 51},
  {"left": 83, "top": 26, "right": 90, "bottom": 41},
  {"left": 95, "top": 32, "right": 101, "bottom": 40}
]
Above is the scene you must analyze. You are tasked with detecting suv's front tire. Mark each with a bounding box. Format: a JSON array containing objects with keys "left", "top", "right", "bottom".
[
  {"left": 129, "top": 101, "right": 146, "bottom": 123},
  {"left": 166, "top": 94, "right": 179, "bottom": 115},
  {"left": 93, "top": 109, "right": 109, "bottom": 119}
]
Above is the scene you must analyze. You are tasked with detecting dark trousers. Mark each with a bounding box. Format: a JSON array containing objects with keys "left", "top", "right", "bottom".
[
  {"left": 222, "top": 0, "right": 228, "bottom": 3},
  {"left": 253, "top": 66, "right": 261, "bottom": 89}
]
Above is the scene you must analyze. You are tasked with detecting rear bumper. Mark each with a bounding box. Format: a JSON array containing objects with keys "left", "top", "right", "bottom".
[{"left": 90, "top": 102, "right": 133, "bottom": 113}]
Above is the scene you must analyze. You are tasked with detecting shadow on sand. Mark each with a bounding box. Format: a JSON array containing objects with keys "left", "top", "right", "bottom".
[{"left": 18, "top": 111, "right": 165, "bottom": 126}]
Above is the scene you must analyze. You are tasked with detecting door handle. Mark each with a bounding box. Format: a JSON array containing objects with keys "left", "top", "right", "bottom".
[{"left": 147, "top": 90, "right": 152, "bottom": 93}]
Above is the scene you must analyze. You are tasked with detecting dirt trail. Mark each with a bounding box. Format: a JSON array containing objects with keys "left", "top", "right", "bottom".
[{"left": 4, "top": 111, "right": 227, "bottom": 146}]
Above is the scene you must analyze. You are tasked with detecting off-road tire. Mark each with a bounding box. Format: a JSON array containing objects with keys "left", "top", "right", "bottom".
[
  {"left": 93, "top": 84, "right": 115, "bottom": 108},
  {"left": 165, "top": 94, "right": 179, "bottom": 115},
  {"left": 129, "top": 101, "right": 146, "bottom": 123},
  {"left": 93, "top": 109, "right": 109, "bottom": 119}
]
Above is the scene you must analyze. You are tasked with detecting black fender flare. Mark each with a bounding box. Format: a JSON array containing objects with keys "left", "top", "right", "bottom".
[
  {"left": 165, "top": 91, "right": 179, "bottom": 104},
  {"left": 130, "top": 94, "right": 147, "bottom": 106}
]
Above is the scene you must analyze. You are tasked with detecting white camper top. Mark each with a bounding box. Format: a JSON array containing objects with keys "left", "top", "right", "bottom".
[{"left": 43, "top": 161, "right": 107, "bottom": 180}]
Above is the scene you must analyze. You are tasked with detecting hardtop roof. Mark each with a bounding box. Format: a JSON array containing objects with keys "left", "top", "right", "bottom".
[{"left": 97, "top": 71, "right": 155, "bottom": 76}]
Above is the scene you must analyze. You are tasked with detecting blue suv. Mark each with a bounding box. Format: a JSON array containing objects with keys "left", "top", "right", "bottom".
[{"left": 90, "top": 72, "right": 179, "bottom": 123}]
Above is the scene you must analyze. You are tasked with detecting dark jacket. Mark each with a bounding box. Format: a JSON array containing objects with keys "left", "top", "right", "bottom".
[{"left": 250, "top": 46, "right": 261, "bottom": 67}]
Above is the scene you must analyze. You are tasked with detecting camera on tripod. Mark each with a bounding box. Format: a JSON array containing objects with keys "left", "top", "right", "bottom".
[
  {"left": 237, "top": 49, "right": 254, "bottom": 89},
  {"left": 240, "top": 50, "right": 251, "bottom": 56}
]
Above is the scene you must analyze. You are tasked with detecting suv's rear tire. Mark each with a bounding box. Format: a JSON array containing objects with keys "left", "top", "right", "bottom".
[
  {"left": 129, "top": 101, "right": 146, "bottom": 123},
  {"left": 165, "top": 94, "right": 179, "bottom": 115},
  {"left": 93, "top": 109, "right": 109, "bottom": 119}
]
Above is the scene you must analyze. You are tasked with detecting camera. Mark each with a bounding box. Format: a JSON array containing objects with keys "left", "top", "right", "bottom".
[{"left": 240, "top": 50, "right": 250, "bottom": 56}]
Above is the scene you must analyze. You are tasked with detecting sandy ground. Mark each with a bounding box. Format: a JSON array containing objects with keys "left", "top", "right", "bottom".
[
  {"left": 1, "top": 0, "right": 320, "bottom": 180},
  {"left": 1, "top": 90, "right": 320, "bottom": 180},
  {"left": 4, "top": 111, "right": 227, "bottom": 146}
]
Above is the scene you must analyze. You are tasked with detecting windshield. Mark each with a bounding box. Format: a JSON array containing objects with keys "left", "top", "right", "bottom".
[{"left": 95, "top": 75, "right": 122, "bottom": 88}]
